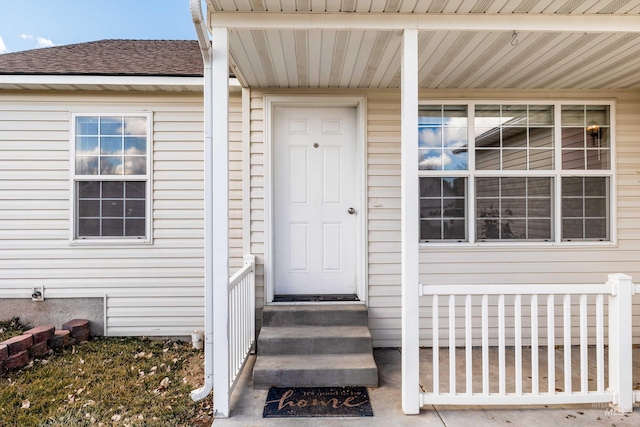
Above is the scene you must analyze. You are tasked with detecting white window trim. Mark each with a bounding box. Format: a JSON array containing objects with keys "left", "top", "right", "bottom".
[
  {"left": 69, "top": 112, "right": 153, "bottom": 245},
  {"left": 418, "top": 100, "right": 617, "bottom": 248}
]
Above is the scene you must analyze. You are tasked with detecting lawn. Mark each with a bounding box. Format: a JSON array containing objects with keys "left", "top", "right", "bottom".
[{"left": 0, "top": 318, "right": 213, "bottom": 427}]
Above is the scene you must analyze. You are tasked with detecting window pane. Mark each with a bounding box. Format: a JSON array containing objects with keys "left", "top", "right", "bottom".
[
  {"left": 101, "top": 156, "right": 123, "bottom": 175},
  {"left": 78, "top": 219, "right": 100, "bottom": 236},
  {"left": 418, "top": 105, "right": 442, "bottom": 125},
  {"left": 126, "top": 200, "right": 146, "bottom": 217},
  {"left": 124, "top": 117, "right": 147, "bottom": 135},
  {"left": 529, "top": 128, "right": 553, "bottom": 147},
  {"left": 419, "top": 127, "right": 442, "bottom": 148},
  {"left": 561, "top": 105, "right": 584, "bottom": 125},
  {"left": 102, "top": 200, "right": 123, "bottom": 217},
  {"left": 529, "top": 150, "right": 553, "bottom": 170},
  {"left": 124, "top": 137, "right": 147, "bottom": 155},
  {"left": 126, "top": 181, "right": 146, "bottom": 198},
  {"left": 443, "top": 220, "right": 465, "bottom": 240},
  {"left": 76, "top": 136, "right": 99, "bottom": 154},
  {"left": 102, "top": 181, "right": 124, "bottom": 198},
  {"left": 420, "top": 220, "right": 441, "bottom": 240},
  {"left": 562, "top": 150, "right": 585, "bottom": 169},
  {"left": 100, "top": 136, "right": 122, "bottom": 155},
  {"left": 125, "top": 219, "right": 146, "bottom": 237},
  {"left": 475, "top": 105, "right": 501, "bottom": 127},
  {"left": 476, "top": 177, "right": 552, "bottom": 241},
  {"left": 76, "top": 117, "right": 99, "bottom": 135},
  {"left": 419, "top": 177, "right": 466, "bottom": 242},
  {"left": 443, "top": 105, "right": 467, "bottom": 125},
  {"left": 502, "top": 105, "right": 527, "bottom": 126},
  {"left": 502, "top": 149, "right": 527, "bottom": 170},
  {"left": 419, "top": 149, "right": 445, "bottom": 170},
  {"left": 561, "top": 177, "right": 608, "bottom": 240},
  {"left": 443, "top": 149, "right": 467, "bottom": 170},
  {"left": 476, "top": 149, "right": 500, "bottom": 170},
  {"left": 76, "top": 180, "right": 146, "bottom": 239},
  {"left": 124, "top": 156, "right": 147, "bottom": 175},
  {"left": 102, "top": 219, "right": 124, "bottom": 236},
  {"left": 561, "top": 128, "right": 584, "bottom": 148},
  {"left": 420, "top": 177, "right": 442, "bottom": 197},
  {"left": 78, "top": 181, "right": 100, "bottom": 198},
  {"left": 529, "top": 105, "right": 553, "bottom": 126},
  {"left": 502, "top": 127, "right": 527, "bottom": 147},
  {"left": 586, "top": 149, "right": 610, "bottom": 170},
  {"left": 76, "top": 157, "right": 98, "bottom": 175},
  {"left": 100, "top": 117, "right": 123, "bottom": 135},
  {"left": 586, "top": 105, "right": 609, "bottom": 126}
]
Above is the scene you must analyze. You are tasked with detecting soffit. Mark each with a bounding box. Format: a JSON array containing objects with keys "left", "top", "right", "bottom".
[{"left": 207, "top": 0, "right": 640, "bottom": 90}]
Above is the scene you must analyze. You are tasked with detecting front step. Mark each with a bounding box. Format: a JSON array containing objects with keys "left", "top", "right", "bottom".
[
  {"left": 257, "top": 326, "right": 372, "bottom": 355},
  {"left": 253, "top": 354, "right": 378, "bottom": 388},
  {"left": 253, "top": 304, "right": 379, "bottom": 389}
]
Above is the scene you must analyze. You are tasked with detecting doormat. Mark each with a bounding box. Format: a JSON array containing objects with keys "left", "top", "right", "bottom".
[
  {"left": 273, "top": 294, "right": 360, "bottom": 302},
  {"left": 263, "top": 386, "right": 373, "bottom": 418}
]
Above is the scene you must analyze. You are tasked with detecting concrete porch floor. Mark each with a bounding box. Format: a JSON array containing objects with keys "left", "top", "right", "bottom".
[{"left": 214, "top": 348, "right": 640, "bottom": 426}]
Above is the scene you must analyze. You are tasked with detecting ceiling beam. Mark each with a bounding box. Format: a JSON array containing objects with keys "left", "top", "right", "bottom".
[{"left": 209, "top": 12, "right": 640, "bottom": 33}]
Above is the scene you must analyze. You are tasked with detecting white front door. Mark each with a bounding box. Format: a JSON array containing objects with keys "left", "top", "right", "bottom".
[{"left": 273, "top": 106, "right": 358, "bottom": 295}]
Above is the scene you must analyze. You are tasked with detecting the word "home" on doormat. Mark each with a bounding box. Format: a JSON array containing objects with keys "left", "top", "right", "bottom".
[{"left": 263, "top": 386, "right": 374, "bottom": 418}]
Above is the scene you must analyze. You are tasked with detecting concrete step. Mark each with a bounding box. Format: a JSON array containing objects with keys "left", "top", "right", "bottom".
[
  {"left": 253, "top": 353, "right": 379, "bottom": 389},
  {"left": 262, "top": 304, "right": 369, "bottom": 327},
  {"left": 257, "top": 326, "right": 372, "bottom": 355}
]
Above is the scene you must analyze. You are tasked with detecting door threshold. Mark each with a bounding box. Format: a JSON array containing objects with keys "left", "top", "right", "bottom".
[{"left": 273, "top": 294, "right": 360, "bottom": 303}]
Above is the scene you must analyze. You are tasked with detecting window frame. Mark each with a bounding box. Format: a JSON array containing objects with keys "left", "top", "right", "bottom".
[
  {"left": 69, "top": 112, "right": 153, "bottom": 245},
  {"left": 418, "top": 100, "right": 616, "bottom": 247}
]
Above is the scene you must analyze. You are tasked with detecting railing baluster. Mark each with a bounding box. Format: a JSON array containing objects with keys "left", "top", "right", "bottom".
[
  {"left": 563, "top": 294, "right": 571, "bottom": 394},
  {"left": 515, "top": 294, "right": 522, "bottom": 395},
  {"left": 482, "top": 294, "right": 489, "bottom": 395},
  {"left": 433, "top": 294, "right": 439, "bottom": 395},
  {"left": 465, "top": 294, "right": 472, "bottom": 395},
  {"left": 531, "top": 294, "right": 539, "bottom": 395},
  {"left": 547, "top": 294, "right": 555, "bottom": 395},
  {"left": 449, "top": 295, "right": 456, "bottom": 395},
  {"left": 580, "top": 294, "right": 588, "bottom": 393},
  {"left": 596, "top": 293, "right": 604, "bottom": 393},
  {"left": 498, "top": 294, "right": 505, "bottom": 395}
]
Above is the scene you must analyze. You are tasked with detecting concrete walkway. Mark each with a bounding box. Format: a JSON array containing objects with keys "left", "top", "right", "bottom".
[{"left": 214, "top": 348, "right": 640, "bottom": 426}]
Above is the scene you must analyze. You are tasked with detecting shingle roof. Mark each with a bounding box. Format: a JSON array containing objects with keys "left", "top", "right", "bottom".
[{"left": 0, "top": 40, "right": 204, "bottom": 77}]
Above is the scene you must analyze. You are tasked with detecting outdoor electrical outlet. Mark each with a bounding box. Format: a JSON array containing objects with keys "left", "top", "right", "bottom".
[{"left": 31, "top": 286, "right": 44, "bottom": 301}]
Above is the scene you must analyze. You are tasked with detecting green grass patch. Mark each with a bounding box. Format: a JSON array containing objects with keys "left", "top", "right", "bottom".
[
  {"left": 0, "top": 317, "right": 30, "bottom": 342},
  {"left": 0, "top": 334, "right": 212, "bottom": 427}
]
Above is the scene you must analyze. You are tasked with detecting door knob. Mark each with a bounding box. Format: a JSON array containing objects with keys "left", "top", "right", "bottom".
[{"left": 347, "top": 207, "right": 356, "bottom": 214}]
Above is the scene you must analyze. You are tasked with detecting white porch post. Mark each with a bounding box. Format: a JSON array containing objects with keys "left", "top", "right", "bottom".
[
  {"left": 607, "top": 273, "right": 634, "bottom": 413},
  {"left": 401, "top": 27, "right": 420, "bottom": 415},
  {"left": 211, "top": 26, "right": 230, "bottom": 418}
]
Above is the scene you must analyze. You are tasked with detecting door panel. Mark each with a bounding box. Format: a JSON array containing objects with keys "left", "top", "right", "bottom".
[{"left": 274, "top": 106, "right": 357, "bottom": 295}]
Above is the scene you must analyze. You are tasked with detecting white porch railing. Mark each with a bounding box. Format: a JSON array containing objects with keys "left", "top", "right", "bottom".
[
  {"left": 227, "top": 254, "right": 256, "bottom": 393},
  {"left": 415, "top": 273, "right": 636, "bottom": 413}
]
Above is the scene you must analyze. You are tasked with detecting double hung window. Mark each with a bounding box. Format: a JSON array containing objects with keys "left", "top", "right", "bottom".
[
  {"left": 418, "top": 103, "right": 613, "bottom": 244},
  {"left": 72, "top": 114, "right": 151, "bottom": 242}
]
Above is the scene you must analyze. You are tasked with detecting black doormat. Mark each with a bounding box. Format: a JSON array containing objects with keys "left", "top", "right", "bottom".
[
  {"left": 273, "top": 294, "right": 360, "bottom": 302},
  {"left": 263, "top": 386, "right": 373, "bottom": 418}
]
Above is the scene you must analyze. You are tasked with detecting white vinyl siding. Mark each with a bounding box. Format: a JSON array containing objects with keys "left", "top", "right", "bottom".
[{"left": 0, "top": 90, "right": 244, "bottom": 336}]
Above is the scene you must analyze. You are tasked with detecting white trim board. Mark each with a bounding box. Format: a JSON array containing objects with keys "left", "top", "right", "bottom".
[{"left": 263, "top": 95, "right": 368, "bottom": 305}]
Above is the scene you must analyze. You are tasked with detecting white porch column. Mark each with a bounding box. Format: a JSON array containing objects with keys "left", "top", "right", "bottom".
[
  {"left": 211, "top": 26, "right": 230, "bottom": 418},
  {"left": 607, "top": 273, "right": 635, "bottom": 413},
  {"left": 401, "top": 27, "right": 421, "bottom": 415}
]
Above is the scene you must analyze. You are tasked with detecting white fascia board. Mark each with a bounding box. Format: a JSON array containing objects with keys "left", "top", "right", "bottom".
[
  {"left": 0, "top": 75, "right": 242, "bottom": 89},
  {"left": 209, "top": 12, "right": 640, "bottom": 34}
]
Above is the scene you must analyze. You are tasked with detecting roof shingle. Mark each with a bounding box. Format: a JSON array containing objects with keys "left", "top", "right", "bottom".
[{"left": 0, "top": 40, "right": 203, "bottom": 77}]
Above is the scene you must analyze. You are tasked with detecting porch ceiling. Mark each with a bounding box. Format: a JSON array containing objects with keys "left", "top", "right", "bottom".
[{"left": 206, "top": 0, "right": 640, "bottom": 90}]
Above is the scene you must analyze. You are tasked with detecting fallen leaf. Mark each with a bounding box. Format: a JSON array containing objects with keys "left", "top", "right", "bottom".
[
  {"left": 111, "top": 414, "right": 122, "bottom": 421},
  {"left": 21, "top": 400, "right": 30, "bottom": 409},
  {"left": 160, "top": 377, "right": 170, "bottom": 388}
]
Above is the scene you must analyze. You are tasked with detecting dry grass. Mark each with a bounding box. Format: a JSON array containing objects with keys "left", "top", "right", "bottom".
[{"left": 0, "top": 318, "right": 213, "bottom": 427}]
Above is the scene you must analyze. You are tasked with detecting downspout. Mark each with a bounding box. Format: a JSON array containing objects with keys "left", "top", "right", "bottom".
[{"left": 190, "top": 0, "right": 214, "bottom": 402}]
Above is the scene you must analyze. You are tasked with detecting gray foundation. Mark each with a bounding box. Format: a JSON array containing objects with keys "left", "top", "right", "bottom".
[{"left": 0, "top": 298, "right": 104, "bottom": 336}]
